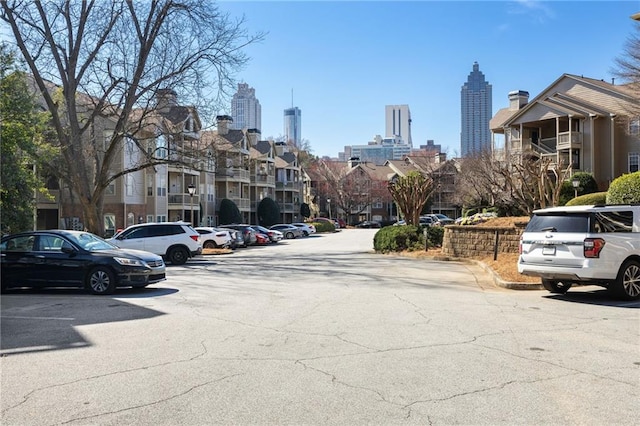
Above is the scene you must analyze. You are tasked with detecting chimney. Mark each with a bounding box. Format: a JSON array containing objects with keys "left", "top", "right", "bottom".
[
  {"left": 508, "top": 90, "right": 529, "bottom": 111},
  {"left": 247, "top": 128, "right": 260, "bottom": 146},
  {"left": 155, "top": 88, "right": 177, "bottom": 113},
  {"left": 216, "top": 115, "right": 233, "bottom": 135}
]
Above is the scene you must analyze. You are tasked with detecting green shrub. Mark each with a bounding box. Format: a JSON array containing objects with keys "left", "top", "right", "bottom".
[
  {"left": 560, "top": 172, "right": 598, "bottom": 205},
  {"left": 426, "top": 226, "right": 444, "bottom": 247},
  {"left": 606, "top": 171, "right": 640, "bottom": 204},
  {"left": 373, "top": 225, "right": 423, "bottom": 253},
  {"left": 565, "top": 192, "right": 607, "bottom": 206},
  {"left": 311, "top": 221, "right": 335, "bottom": 233}
]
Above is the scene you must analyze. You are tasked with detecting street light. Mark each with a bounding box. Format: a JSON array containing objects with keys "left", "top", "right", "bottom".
[
  {"left": 572, "top": 178, "right": 580, "bottom": 199},
  {"left": 327, "top": 198, "right": 332, "bottom": 220},
  {"left": 187, "top": 183, "right": 196, "bottom": 226}
]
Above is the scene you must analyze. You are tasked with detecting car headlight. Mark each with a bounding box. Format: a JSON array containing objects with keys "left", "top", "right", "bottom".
[{"left": 114, "top": 257, "right": 144, "bottom": 266}]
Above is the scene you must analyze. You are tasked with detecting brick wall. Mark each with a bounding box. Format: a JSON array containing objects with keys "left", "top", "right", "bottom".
[{"left": 442, "top": 225, "right": 526, "bottom": 258}]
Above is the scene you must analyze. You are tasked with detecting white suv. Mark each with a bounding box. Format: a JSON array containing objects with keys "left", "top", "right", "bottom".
[
  {"left": 518, "top": 205, "right": 640, "bottom": 300},
  {"left": 109, "top": 222, "right": 202, "bottom": 265}
]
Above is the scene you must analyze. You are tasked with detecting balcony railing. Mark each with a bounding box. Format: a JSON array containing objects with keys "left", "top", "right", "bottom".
[
  {"left": 217, "top": 168, "right": 250, "bottom": 181},
  {"left": 557, "top": 132, "right": 582, "bottom": 150},
  {"left": 275, "top": 181, "right": 302, "bottom": 190},
  {"left": 168, "top": 194, "right": 200, "bottom": 207},
  {"left": 251, "top": 174, "right": 275, "bottom": 185}
]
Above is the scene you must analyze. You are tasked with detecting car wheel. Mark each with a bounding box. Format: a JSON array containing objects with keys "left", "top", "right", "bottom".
[
  {"left": 285, "top": 232, "right": 294, "bottom": 239},
  {"left": 168, "top": 247, "right": 189, "bottom": 265},
  {"left": 86, "top": 266, "right": 116, "bottom": 295},
  {"left": 203, "top": 240, "right": 217, "bottom": 249},
  {"left": 302, "top": 231, "right": 309, "bottom": 236},
  {"left": 612, "top": 260, "right": 640, "bottom": 300},
  {"left": 541, "top": 279, "right": 572, "bottom": 294}
]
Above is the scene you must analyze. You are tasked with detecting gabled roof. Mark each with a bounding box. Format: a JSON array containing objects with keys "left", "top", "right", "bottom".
[
  {"left": 348, "top": 162, "right": 394, "bottom": 181},
  {"left": 275, "top": 151, "right": 298, "bottom": 168},
  {"left": 495, "top": 73, "right": 636, "bottom": 129}
]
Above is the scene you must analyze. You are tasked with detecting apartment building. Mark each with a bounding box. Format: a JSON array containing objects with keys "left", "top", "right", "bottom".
[{"left": 490, "top": 74, "right": 640, "bottom": 190}]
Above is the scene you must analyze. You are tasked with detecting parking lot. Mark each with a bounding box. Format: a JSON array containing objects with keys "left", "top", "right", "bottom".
[{"left": 2, "top": 229, "right": 639, "bottom": 425}]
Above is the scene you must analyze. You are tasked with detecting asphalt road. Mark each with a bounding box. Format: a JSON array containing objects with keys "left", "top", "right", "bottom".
[{"left": 1, "top": 229, "right": 639, "bottom": 425}]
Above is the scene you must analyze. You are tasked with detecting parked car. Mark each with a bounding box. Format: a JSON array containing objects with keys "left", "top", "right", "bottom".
[
  {"left": 223, "top": 224, "right": 258, "bottom": 246},
  {"left": 270, "top": 224, "right": 303, "bottom": 239},
  {"left": 254, "top": 232, "right": 271, "bottom": 245},
  {"left": 1, "top": 230, "right": 166, "bottom": 295},
  {"left": 217, "top": 227, "right": 245, "bottom": 249},
  {"left": 355, "top": 220, "right": 381, "bottom": 229},
  {"left": 251, "top": 225, "right": 283, "bottom": 243},
  {"left": 292, "top": 222, "right": 316, "bottom": 236},
  {"left": 518, "top": 204, "right": 640, "bottom": 300},
  {"left": 426, "top": 214, "right": 455, "bottom": 226},
  {"left": 195, "top": 227, "right": 232, "bottom": 249},
  {"left": 108, "top": 222, "right": 201, "bottom": 265}
]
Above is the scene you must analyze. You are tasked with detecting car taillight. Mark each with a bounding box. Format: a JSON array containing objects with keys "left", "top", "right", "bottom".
[
  {"left": 584, "top": 238, "right": 605, "bottom": 258},
  {"left": 190, "top": 235, "right": 199, "bottom": 242}
]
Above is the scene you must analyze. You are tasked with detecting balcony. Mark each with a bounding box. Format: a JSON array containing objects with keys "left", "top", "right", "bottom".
[
  {"left": 217, "top": 168, "right": 250, "bottom": 182},
  {"left": 168, "top": 193, "right": 200, "bottom": 208},
  {"left": 557, "top": 132, "right": 582, "bottom": 151},
  {"left": 251, "top": 174, "right": 275, "bottom": 185},
  {"left": 276, "top": 181, "right": 302, "bottom": 191}
]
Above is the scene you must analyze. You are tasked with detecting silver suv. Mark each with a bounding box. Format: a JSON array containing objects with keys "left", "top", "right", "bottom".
[
  {"left": 108, "top": 222, "right": 202, "bottom": 265},
  {"left": 518, "top": 205, "right": 640, "bottom": 300}
]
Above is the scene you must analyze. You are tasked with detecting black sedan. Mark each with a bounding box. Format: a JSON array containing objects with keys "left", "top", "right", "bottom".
[
  {"left": 355, "top": 220, "right": 381, "bottom": 229},
  {"left": 1, "top": 230, "right": 166, "bottom": 295}
]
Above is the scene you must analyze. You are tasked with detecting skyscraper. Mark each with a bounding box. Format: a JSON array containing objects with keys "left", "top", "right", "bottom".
[
  {"left": 385, "top": 105, "right": 412, "bottom": 146},
  {"left": 231, "top": 83, "right": 261, "bottom": 131},
  {"left": 284, "top": 107, "right": 301, "bottom": 147},
  {"left": 460, "top": 62, "right": 492, "bottom": 157}
]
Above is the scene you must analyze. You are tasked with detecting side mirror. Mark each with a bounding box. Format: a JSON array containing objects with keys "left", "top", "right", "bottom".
[{"left": 61, "top": 242, "right": 76, "bottom": 254}]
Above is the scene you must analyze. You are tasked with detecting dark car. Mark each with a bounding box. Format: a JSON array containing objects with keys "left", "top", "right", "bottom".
[
  {"left": 355, "top": 220, "right": 381, "bottom": 229},
  {"left": 251, "top": 225, "right": 282, "bottom": 243},
  {"left": 223, "top": 224, "right": 258, "bottom": 246},
  {"left": 1, "top": 230, "right": 166, "bottom": 295}
]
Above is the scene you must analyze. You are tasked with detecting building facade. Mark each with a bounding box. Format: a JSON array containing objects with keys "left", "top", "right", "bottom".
[
  {"left": 490, "top": 74, "right": 640, "bottom": 190},
  {"left": 231, "top": 83, "right": 261, "bottom": 132},
  {"left": 385, "top": 104, "right": 412, "bottom": 146},
  {"left": 284, "top": 107, "right": 302, "bottom": 147},
  {"left": 461, "top": 62, "right": 492, "bottom": 157}
]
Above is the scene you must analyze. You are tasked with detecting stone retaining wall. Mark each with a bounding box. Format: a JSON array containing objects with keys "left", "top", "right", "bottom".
[{"left": 442, "top": 225, "right": 525, "bottom": 258}]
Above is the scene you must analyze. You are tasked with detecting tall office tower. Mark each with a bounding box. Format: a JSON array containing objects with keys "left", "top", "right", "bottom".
[
  {"left": 231, "top": 83, "right": 261, "bottom": 131},
  {"left": 284, "top": 107, "right": 302, "bottom": 147},
  {"left": 385, "top": 105, "right": 412, "bottom": 146},
  {"left": 460, "top": 62, "right": 492, "bottom": 157}
]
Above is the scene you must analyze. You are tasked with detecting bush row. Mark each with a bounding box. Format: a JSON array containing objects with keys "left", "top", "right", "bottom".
[{"left": 373, "top": 225, "right": 444, "bottom": 253}]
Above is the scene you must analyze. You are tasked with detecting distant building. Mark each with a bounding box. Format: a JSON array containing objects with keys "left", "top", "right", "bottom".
[
  {"left": 284, "top": 107, "right": 302, "bottom": 147},
  {"left": 385, "top": 104, "right": 412, "bottom": 146},
  {"left": 231, "top": 83, "right": 261, "bottom": 131},
  {"left": 348, "top": 135, "right": 412, "bottom": 165},
  {"left": 461, "top": 62, "right": 492, "bottom": 156}
]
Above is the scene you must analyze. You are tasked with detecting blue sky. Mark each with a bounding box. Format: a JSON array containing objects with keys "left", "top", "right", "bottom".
[{"left": 219, "top": 1, "right": 637, "bottom": 158}]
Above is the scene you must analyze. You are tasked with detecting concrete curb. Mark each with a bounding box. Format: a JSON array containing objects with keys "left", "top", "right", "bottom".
[{"left": 429, "top": 254, "right": 543, "bottom": 291}]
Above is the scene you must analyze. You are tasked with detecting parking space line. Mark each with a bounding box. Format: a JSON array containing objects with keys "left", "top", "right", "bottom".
[{"left": 1, "top": 315, "right": 76, "bottom": 321}]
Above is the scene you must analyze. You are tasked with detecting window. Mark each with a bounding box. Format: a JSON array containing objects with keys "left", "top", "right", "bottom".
[
  {"left": 629, "top": 117, "right": 640, "bottom": 136},
  {"left": 125, "top": 174, "right": 134, "bottom": 196},
  {"left": 105, "top": 178, "right": 116, "bottom": 196},
  {"left": 146, "top": 215, "right": 154, "bottom": 223},
  {"left": 629, "top": 152, "right": 639, "bottom": 173},
  {"left": 104, "top": 214, "right": 116, "bottom": 234},
  {"left": 593, "top": 211, "right": 633, "bottom": 233}
]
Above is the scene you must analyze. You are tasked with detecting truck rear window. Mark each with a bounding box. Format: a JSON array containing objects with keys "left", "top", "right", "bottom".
[{"left": 525, "top": 214, "right": 590, "bottom": 233}]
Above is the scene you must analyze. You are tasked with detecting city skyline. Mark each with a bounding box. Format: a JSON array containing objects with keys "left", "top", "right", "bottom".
[{"left": 216, "top": 1, "right": 636, "bottom": 159}]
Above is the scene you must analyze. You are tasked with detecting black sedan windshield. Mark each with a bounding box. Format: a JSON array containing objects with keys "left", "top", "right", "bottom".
[{"left": 66, "top": 232, "right": 117, "bottom": 251}]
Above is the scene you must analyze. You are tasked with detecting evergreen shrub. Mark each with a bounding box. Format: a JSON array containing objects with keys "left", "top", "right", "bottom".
[
  {"left": 606, "top": 171, "right": 640, "bottom": 204},
  {"left": 374, "top": 225, "right": 421, "bottom": 252},
  {"left": 565, "top": 192, "right": 607, "bottom": 206},
  {"left": 311, "top": 221, "right": 335, "bottom": 233}
]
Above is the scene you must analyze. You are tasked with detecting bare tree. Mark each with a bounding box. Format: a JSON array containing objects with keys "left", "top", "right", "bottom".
[
  {"left": 388, "top": 171, "right": 434, "bottom": 226},
  {"left": 1, "top": 0, "right": 263, "bottom": 234},
  {"left": 613, "top": 21, "right": 640, "bottom": 120}
]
